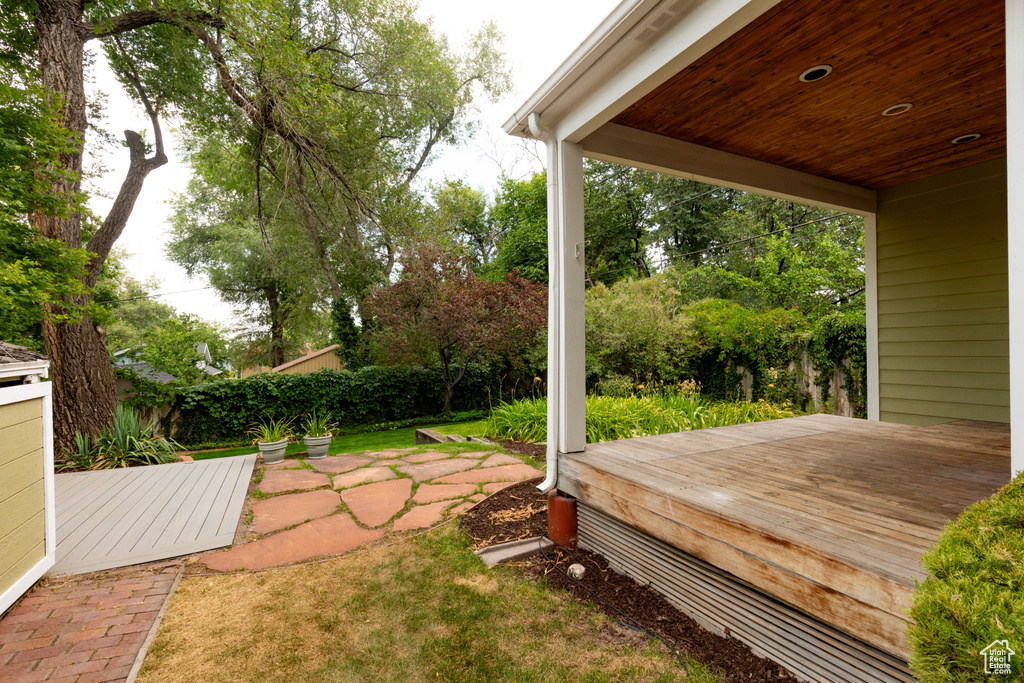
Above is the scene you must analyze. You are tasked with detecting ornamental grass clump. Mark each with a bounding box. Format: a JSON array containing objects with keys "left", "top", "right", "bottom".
[
  {"left": 59, "top": 404, "right": 179, "bottom": 470},
  {"left": 486, "top": 384, "right": 797, "bottom": 443},
  {"left": 246, "top": 416, "right": 294, "bottom": 444},
  {"left": 300, "top": 409, "right": 336, "bottom": 438},
  {"left": 908, "top": 473, "right": 1024, "bottom": 681}
]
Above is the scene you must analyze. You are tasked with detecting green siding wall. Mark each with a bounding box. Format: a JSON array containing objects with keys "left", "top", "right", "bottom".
[
  {"left": 0, "top": 397, "right": 46, "bottom": 597},
  {"left": 877, "top": 159, "right": 1008, "bottom": 425}
]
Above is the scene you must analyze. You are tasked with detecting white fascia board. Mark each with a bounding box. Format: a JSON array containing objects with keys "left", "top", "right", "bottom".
[
  {"left": 504, "top": 0, "right": 660, "bottom": 136},
  {"left": 583, "top": 123, "right": 877, "bottom": 214},
  {"left": 0, "top": 361, "right": 50, "bottom": 382},
  {"left": 504, "top": 0, "right": 783, "bottom": 144}
]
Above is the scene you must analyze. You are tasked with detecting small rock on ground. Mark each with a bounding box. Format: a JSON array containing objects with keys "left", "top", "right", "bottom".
[
  {"left": 264, "top": 459, "right": 303, "bottom": 470},
  {"left": 447, "top": 501, "right": 475, "bottom": 517}
]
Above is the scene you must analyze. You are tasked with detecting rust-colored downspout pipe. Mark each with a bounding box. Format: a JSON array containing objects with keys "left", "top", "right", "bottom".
[{"left": 547, "top": 489, "right": 578, "bottom": 549}]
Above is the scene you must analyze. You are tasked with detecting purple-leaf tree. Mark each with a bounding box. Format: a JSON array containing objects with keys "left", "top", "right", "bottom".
[{"left": 365, "top": 246, "right": 547, "bottom": 412}]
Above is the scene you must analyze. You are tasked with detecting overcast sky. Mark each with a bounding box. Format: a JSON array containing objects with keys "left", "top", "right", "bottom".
[{"left": 86, "top": 0, "right": 621, "bottom": 326}]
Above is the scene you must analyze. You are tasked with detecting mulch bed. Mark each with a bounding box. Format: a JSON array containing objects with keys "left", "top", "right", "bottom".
[
  {"left": 462, "top": 480, "right": 799, "bottom": 682},
  {"left": 496, "top": 439, "right": 546, "bottom": 462}
]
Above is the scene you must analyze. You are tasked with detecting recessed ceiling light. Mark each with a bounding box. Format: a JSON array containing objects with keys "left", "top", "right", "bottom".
[
  {"left": 799, "top": 65, "right": 833, "bottom": 83},
  {"left": 882, "top": 103, "right": 913, "bottom": 116},
  {"left": 951, "top": 133, "right": 982, "bottom": 144}
]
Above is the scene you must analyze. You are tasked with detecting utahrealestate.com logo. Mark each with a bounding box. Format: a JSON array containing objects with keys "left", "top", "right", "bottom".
[{"left": 981, "top": 640, "right": 1015, "bottom": 675}]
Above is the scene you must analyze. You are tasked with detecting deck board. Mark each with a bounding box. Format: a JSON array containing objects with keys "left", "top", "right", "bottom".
[
  {"left": 53, "top": 455, "right": 256, "bottom": 576},
  {"left": 559, "top": 415, "right": 1010, "bottom": 661}
]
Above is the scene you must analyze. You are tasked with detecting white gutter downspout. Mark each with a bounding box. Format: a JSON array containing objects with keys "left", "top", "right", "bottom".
[{"left": 530, "top": 112, "right": 560, "bottom": 495}]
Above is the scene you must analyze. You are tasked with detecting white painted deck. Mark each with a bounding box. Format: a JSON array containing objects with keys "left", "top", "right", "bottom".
[{"left": 53, "top": 455, "right": 257, "bottom": 576}]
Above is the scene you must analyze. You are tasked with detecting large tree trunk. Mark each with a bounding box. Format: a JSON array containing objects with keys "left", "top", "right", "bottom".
[
  {"left": 32, "top": 0, "right": 117, "bottom": 456},
  {"left": 42, "top": 316, "right": 118, "bottom": 456},
  {"left": 266, "top": 283, "right": 288, "bottom": 368},
  {"left": 33, "top": 0, "right": 168, "bottom": 456}
]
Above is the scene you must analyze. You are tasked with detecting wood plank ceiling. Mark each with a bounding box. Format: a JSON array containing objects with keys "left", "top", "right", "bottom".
[{"left": 611, "top": 0, "right": 1006, "bottom": 190}]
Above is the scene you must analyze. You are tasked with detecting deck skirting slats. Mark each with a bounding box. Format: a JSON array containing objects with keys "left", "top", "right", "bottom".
[{"left": 578, "top": 504, "right": 916, "bottom": 683}]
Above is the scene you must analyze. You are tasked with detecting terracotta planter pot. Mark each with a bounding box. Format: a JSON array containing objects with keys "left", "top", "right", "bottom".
[
  {"left": 257, "top": 438, "right": 288, "bottom": 464},
  {"left": 303, "top": 434, "right": 332, "bottom": 459}
]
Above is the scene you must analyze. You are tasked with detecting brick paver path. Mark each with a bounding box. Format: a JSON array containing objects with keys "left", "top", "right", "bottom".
[
  {"left": 0, "top": 561, "right": 180, "bottom": 683},
  {"left": 0, "top": 443, "right": 542, "bottom": 681},
  {"left": 199, "top": 445, "right": 543, "bottom": 572}
]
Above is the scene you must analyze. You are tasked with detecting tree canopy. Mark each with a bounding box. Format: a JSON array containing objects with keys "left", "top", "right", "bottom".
[
  {"left": 4, "top": 0, "right": 508, "bottom": 454},
  {"left": 364, "top": 246, "right": 546, "bottom": 412}
]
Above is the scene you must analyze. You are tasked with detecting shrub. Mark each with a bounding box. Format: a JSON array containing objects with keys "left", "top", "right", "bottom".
[
  {"left": 168, "top": 364, "right": 505, "bottom": 446},
  {"left": 486, "top": 387, "right": 796, "bottom": 444},
  {"left": 58, "top": 405, "right": 179, "bottom": 470},
  {"left": 596, "top": 373, "right": 634, "bottom": 398},
  {"left": 809, "top": 309, "right": 868, "bottom": 417},
  {"left": 585, "top": 275, "right": 694, "bottom": 383},
  {"left": 908, "top": 473, "right": 1024, "bottom": 681}
]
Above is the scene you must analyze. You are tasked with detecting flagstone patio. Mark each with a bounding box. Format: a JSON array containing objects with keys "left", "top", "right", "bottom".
[{"left": 198, "top": 446, "right": 544, "bottom": 572}]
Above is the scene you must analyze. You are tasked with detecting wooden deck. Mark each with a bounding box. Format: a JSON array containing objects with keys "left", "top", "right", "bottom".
[
  {"left": 53, "top": 455, "right": 256, "bottom": 576},
  {"left": 558, "top": 415, "right": 1010, "bottom": 673}
]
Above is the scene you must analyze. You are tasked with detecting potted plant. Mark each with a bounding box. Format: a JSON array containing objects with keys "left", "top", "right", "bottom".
[
  {"left": 301, "top": 409, "right": 336, "bottom": 459},
  {"left": 247, "top": 416, "right": 293, "bottom": 464}
]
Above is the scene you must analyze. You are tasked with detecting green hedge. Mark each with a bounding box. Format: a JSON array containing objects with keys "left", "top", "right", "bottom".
[
  {"left": 909, "top": 472, "right": 1024, "bottom": 681},
  {"left": 168, "top": 364, "right": 500, "bottom": 446}
]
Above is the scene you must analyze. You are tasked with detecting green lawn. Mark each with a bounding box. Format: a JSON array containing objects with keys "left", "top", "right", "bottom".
[
  {"left": 188, "top": 418, "right": 498, "bottom": 461},
  {"left": 189, "top": 427, "right": 421, "bottom": 461},
  {"left": 430, "top": 419, "right": 490, "bottom": 438},
  {"left": 139, "top": 524, "right": 717, "bottom": 683}
]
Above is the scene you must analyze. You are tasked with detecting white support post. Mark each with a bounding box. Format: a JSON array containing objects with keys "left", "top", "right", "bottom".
[
  {"left": 543, "top": 133, "right": 587, "bottom": 489},
  {"left": 1009, "top": 0, "right": 1024, "bottom": 477},
  {"left": 864, "top": 214, "right": 880, "bottom": 421},
  {"left": 555, "top": 141, "right": 587, "bottom": 454}
]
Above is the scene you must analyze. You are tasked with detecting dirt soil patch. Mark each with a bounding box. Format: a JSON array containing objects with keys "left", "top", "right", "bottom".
[
  {"left": 462, "top": 477, "right": 548, "bottom": 545},
  {"left": 496, "top": 439, "right": 546, "bottom": 462},
  {"left": 462, "top": 480, "right": 799, "bottom": 683}
]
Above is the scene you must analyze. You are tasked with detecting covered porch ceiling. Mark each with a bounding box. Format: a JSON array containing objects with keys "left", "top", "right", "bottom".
[
  {"left": 508, "top": 0, "right": 1008, "bottom": 197},
  {"left": 611, "top": 0, "right": 1006, "bottom": 190}
]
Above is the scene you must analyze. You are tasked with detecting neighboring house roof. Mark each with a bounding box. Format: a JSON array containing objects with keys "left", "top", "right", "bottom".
[
  {"left": 112, "top": 343, "right": 224, "bottom": 378},
  {"left": 0, "top": 341, "right": 49, "bottom": 382},
  {"left": 0, "top": 341, "right": 46, "bottom": 365},
  {"left": 272, "top": 344, "right": 340, "bottom": 373},
  {"left": 118, "top": 361, "right": 177, "bottom": 384},
  {"left": 195, "top": 342, "right": 223, "bottom": 376}
]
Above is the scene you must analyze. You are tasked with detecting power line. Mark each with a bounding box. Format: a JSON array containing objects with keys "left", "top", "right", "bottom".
[
  {"left": 583, "top": 188, "right": 720, "bottom": 242},
  {"left": 96, "top": 286, "right": 218, "bottom": 305}
]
